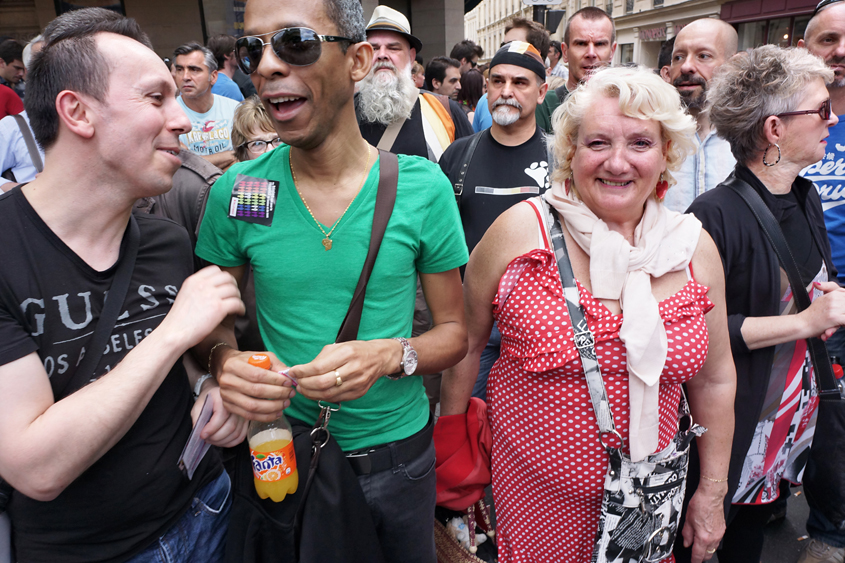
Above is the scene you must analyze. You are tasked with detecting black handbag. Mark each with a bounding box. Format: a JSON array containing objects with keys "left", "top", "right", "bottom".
[
  {"left": 224, "top": 150, "right": 399, "bottom": 563},
  {"left": 540, "top": 198, "right": 704, "bottom": 563},
  {"left": 725, "top": 177, "right": 845, "bottom": 528}
]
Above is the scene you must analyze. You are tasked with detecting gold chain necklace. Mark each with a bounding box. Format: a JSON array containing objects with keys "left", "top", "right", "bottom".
[{"left": 290, "top": 146, "right": 372, "bottom": 251}]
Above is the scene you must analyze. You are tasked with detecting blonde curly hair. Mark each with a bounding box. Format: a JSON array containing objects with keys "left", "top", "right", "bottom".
[{"left": 550, "top": 65, "right": 697, "bottom": 200}]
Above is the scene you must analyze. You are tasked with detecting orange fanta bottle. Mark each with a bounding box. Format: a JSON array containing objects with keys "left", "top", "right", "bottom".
[{"left": 247, "top": 354, "right": 299, "bottom": 502}]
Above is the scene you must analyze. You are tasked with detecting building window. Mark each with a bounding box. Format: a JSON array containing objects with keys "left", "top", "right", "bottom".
[
  {"left": 620, "top": 43, "right": 633, "bottom": 63},
  {"left": 200, "top": 0, "right": 247, "bottom": 38},
  {"left": 654, "top": 0, "right": 663, "bottom": 6},
  {"left": 737, "top": 21, "right": 765, "bottom": 51},
  {"left": 626, "top": 0, "right": 634, "bottom": 14},
  {"left": 736, "top": 15, "right": 814, "bottom": 52},
  {"left": 606, "top": 2, "right": 612, "bottom": 15},
  {"left": 767, "top": 18, "right": 791, "bottom": 47}
]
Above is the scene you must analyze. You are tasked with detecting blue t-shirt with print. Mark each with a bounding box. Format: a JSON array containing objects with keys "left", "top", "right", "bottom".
[{"left": 803, "top": 120, "right": 845, "bottom": 284}]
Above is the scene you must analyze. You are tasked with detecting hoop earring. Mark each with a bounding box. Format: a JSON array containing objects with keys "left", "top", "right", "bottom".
[
  {"left": 655, "top": 172, "right": 669, "bottom": 201},
  {"left": 763, "top": 143, "right": 781, "bottom": 167}
]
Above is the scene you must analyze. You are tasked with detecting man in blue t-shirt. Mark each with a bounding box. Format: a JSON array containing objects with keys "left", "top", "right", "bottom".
[
  {"left": 173, "top": 42, "right": 240, "bottom": 171},
  {"left": 798, "top": 4, "right": 845, "bottom": 562},
  {"left": 207, "top": 34, "right": 251, "bottom": 102}
]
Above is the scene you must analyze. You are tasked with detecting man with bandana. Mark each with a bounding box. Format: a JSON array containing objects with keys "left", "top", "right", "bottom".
[
  {"left": 663, "top": 18, "right": 738, "bottom": 213},
  {"left": 438, "top": 41, "right": 551, "bottom": 401},
  {"left": 356, "top": 6, "right": 472, "bottom": 162}
]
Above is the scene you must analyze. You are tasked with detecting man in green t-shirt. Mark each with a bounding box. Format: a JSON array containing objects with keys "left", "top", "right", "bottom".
[{"left": 193, "top": 0, "right": 470, "bottom": 560}]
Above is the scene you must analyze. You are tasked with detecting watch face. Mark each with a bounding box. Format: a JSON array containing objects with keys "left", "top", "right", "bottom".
[{"left": 404, "top": 349, "right": 418, "bottom": 375}]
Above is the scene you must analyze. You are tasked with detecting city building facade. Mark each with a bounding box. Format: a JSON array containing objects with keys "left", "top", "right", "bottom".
[{"left": 1, "top": 0, "right": 464, "bottom": 62}]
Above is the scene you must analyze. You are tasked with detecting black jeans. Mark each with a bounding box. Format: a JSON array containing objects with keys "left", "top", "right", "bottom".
[{"left": 356, "top": 440, "right": 437, "bottom": 563}]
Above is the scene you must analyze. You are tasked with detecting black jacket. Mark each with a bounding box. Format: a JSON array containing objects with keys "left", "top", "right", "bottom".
[{"left": 687, "top": 165, "right": 836, "bottom": 501}]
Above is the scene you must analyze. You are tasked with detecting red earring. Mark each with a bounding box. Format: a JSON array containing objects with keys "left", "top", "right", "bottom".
[
  {"left": 655, "top": 174, "right": 669, "bottom": 200},
  {"left": 565, "top": 175, "right": 572, "bottom": 195}
]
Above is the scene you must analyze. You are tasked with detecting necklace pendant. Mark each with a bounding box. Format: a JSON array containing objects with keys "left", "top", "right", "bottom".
[{"left": 322, "top": 238, "right": 333, "bottom": 251}]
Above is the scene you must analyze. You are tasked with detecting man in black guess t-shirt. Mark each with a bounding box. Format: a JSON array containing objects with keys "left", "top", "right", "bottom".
[
  {"left": 0, "top": 9, "right": 245, "bottom": 563},
  {"left": 439, "top": 41, "right": 552, "bottom": 401}
]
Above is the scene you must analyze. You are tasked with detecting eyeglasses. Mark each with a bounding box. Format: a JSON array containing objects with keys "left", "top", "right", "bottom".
[
  {"left": 240, "top": 137, "right": 283, "bottom": 154},
  {"left": 235, "top": 27, "right": 354, "bottom": 74},
  {"left": 471, "top": 60, "right": 478, "bottom": 68},
  {"left": 813, "top": 0, "right": 844, "bottom": 17},
  {"left": 776, "top": 98, "right": 832, "bottom": 121}
]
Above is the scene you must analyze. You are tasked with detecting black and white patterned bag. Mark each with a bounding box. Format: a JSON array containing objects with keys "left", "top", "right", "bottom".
[{"left": 540, "top": 198, "right": 705, "bottom": 563}]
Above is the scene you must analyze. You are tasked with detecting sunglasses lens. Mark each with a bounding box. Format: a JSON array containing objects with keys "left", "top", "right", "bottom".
[
  {"left": 823, "top": 100, "right": 832, "bottom": 120},
  {"left": 273, "top": 28, "right": 322, "bottom": 66},
  {"left": 236, "top": 36, "right": 263, "bottom": 74}
]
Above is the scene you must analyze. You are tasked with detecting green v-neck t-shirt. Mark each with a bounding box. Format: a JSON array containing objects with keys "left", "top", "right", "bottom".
[{"left": 196, "top": 146, "right": 468, "bottom": 451}]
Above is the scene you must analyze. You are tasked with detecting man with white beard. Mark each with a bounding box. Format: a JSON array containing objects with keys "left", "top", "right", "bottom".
[
  {"left": 438, "top": 41, "right": 551, "bottom": 401},
  {"left": 357, "top": 6, "right": 471, "bottom": 162}
]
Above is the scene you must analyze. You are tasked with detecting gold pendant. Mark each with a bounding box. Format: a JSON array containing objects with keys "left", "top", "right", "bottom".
[{"left": 322, "top": 238, "right": 332, "bottom": 251}]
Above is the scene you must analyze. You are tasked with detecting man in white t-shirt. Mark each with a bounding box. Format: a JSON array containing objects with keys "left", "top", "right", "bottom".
[{"left": 173, "top": 42, "right": 240, "bottom": 170}]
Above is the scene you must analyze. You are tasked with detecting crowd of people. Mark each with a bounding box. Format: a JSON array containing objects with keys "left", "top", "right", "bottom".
[{"left": 2, "top": 0, "right": 845, "bottom": 563}]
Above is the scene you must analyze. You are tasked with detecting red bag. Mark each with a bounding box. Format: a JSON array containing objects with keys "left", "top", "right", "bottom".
[{"left": 434, "top": 397, "right": 493, "bottom": 511}]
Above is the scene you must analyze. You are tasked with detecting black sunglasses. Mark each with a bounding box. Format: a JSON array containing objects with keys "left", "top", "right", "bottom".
[
  {"left": 236, "top": 27, "right": 354, "bottom": 74},
  {"left": 813, "top": 0, "right": 844, "bottom": 17},
  {"left": 777, "top": 98, "right": 832, "bottom": 121}
]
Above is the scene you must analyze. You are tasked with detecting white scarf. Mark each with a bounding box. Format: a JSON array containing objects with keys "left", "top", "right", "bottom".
[{"left": 545, "top": 182, "right": 702, "bottom": 461}]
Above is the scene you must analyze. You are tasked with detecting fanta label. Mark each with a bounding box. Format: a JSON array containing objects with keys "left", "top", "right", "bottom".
[{"left": 250, "top": 440, "right": 295, "bottom": 482}]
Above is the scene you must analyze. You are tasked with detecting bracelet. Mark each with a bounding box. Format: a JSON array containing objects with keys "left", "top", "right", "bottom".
[
  {"left": 701, "top": 475, "right": 728, "bottom": 483},
  {"left": 193, "top": 374, "right": 214, "bottom": 399},
  {"left": 207, "top": 342, "right": 231, "bottom": 373}
]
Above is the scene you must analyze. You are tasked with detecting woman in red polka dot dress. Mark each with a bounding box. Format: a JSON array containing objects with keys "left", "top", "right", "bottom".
[{"left": 445, "top": 67, "right": 736, "bottom": 563}]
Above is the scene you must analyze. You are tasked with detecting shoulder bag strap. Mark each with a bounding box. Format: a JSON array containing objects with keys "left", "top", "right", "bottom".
[
  {"left": 12, "top": 113, "right": 43, "bottom": 173},
  {"left": 725, "top": 176, "right": 841, "bottom": 401},
  {"left": 453, "top": 131, "right": 484, "bottom": 208},
  {"left": 335, "top": 149, "right": 398, "bottom": 343},
  {"left": 294, "top": 150, "right": 398, "bottom": 555},
  {"left": 376, "top": 119, "right": 405, "bottom": 153},
  {"left": 59, "top": 214, "right": 141, "bottom": 398},
  {"left": 542, "top": 199, "right": 619, "bottom": 440}
]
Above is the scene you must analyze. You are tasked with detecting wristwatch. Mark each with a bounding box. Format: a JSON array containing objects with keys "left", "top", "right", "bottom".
[{"left": 386, "top": 337, "right": 418, "bottom": 380}]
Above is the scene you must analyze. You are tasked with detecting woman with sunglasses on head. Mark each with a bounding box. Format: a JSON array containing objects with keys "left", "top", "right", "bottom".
[
  {"left": 231, "top": 95, "right": 283, "bottom": 162},
  {"left": 681, "top": 45, "right": 845, "bottom": 563}
]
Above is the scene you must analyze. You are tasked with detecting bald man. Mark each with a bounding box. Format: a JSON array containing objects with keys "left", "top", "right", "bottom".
[
  {"left": 797, "top": 5, "right": 845, "bottom": 562},
  {"left": 663, "top": 18, "right": 738, "bottom": 213}
]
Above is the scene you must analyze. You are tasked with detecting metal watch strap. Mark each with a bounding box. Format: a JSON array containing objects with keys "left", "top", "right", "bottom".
[{"left": 388, "top": 336, "right": 412, "bottom": 379}]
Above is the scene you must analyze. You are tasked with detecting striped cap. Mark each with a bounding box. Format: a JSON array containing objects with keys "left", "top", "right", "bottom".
[
  {"left": 490, "top": 41, "right": 546, "bottom": 80},
  {"left": 366, "top": 6, "right": 423, "bottom": 53}
]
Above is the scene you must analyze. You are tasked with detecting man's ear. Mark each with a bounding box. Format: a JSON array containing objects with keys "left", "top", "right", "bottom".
[
  {"left": 209, "top": 69, "right": 218, "bottom": 86},
  {"left": 55, "top": 90, "right": 96, "bottom": 140},
  {"left": 537, "top": 80, "right": 549, "bottom": 104},
  {"left": 561, "top": 42, "right": 569, "bottom": 64},
  {"left": 349, "top": 41, "right": 375, "bottom": 83},
  {"left": 432, "top": 78, "right": 442, "bottom": 92}
]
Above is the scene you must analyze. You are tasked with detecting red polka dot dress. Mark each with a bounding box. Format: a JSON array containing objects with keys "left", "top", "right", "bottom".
[{"left": 487, "top": 202, "right": 714, "bottom": 563}]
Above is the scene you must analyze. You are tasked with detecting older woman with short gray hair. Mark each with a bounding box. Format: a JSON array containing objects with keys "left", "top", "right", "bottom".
[{"left": 685, "top": 44, "right": 845, "bottom": 562}]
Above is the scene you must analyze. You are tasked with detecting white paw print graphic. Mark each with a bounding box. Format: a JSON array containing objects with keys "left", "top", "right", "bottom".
[{"left": 524, "top": 161, "right": 549, "bottom": 190}]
